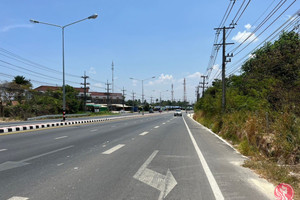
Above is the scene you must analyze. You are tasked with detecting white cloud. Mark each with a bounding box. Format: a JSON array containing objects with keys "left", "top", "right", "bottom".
[
  {"left": 93, "top": 83, "right": 104, "bottom": 88},
  {"left": 232, "top": 31, "right": 258, "bottom": 43},
  {"left": 148, "top": 74, "right": 174, "bottom": 85},
  {"left": 88, "top": 67, "right": 96, "bottom": 75},
  {"left": 1, "top": 24, "right": 33, "bottom": 32},
  {"left": 244, "top": 23, "right": 252, "bottom": 30},
  {"left": 249, "top": 53, "right": 256, "bottom": 59},
  {"left": 131, "top": 79, "right": 138, "bottom": 87},
  {"left": 187, "top": 72, "right": 202, "bottom": 79},
  {"left": 212, "top": 64, "right": 220, "bottom": 70}
]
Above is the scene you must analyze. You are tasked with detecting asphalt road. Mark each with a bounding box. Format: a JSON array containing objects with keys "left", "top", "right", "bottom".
[{"left": 0, "top": 113, "right": 274, "bottom": 200}]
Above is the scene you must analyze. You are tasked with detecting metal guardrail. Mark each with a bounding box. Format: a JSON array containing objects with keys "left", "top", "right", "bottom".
[{"left": 27, "top": 113, "right": 89, "bottom": 121}]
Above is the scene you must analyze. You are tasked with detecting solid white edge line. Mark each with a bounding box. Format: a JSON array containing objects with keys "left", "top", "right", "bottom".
[
  {"left": 139, "top": 131, "right": 149, "bottom": 136},
  {"left": 55, "top": 136, "right": 68, "bottom": 140},
  {"left": 102, "top": 144, "right": 125, "bottom": 154},
  {"left": 182, "top": 116, "right": 224, "bottom": 200}
]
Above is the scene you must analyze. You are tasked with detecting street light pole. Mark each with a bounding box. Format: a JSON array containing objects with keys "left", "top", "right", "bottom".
[
  {"left": 62, "top": 27, "right": 65, "bottom": 119},
  {"left": 30, "top": 14, "right": 98, "bottom": 121},
  {"left": 130, "top": 76, "right": 155, "bottom": 115},
  {"left": 142, "top": 79, "right": 144, "bottom": 115}
]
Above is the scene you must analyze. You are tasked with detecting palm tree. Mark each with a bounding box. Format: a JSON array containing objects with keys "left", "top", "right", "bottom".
[{"left": 13, "top": 76, "right": 32, "bottom": 87}]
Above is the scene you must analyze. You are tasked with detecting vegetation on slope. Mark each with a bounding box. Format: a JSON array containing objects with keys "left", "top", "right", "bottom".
[{"left": 194, "top": 31, "right": 300, "bottom": 194}]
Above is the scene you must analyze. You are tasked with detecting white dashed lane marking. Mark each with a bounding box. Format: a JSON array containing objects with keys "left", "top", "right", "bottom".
[
  {"left": 55, "top": 136, "right": 68, "bottom": 140},
  {"left": 90, "top": 129, "right": 98, "bottom": 132},
  {"left": 139, "top": 131, "right": 149, "bottom": 136},
  {"left": 154, "top": 126, "right": 159, "bottom": 129},
  {"left": 102, "top": 144, "right": 125, "bottom": 154},
  {"left": 0, "top": 149, "right": 7, "bottom": 152},
  {"left": 7, "top": 197, "right": 29, "bottom": 200}
]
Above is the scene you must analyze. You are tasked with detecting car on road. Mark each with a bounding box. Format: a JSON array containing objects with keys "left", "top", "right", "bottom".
[{"left": 174, "top": 109, "right": 182, "bottom": 116}]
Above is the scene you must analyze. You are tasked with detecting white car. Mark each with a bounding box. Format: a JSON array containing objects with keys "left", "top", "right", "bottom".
[{"left": 174, "top": 109, "right": 182, "bottom": 116}]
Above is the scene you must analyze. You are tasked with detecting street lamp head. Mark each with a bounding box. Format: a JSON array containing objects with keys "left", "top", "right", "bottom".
[
  {"left": 88, "top": 14, "right": 98, "bottom": 19},
  {"left": 30, "top": 19, "right": 39, "bottom": 23},
  {"left": 152, "top": 76, "right": 155, "bottom": 79}
]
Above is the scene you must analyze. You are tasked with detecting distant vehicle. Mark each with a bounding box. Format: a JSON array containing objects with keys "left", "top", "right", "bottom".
[
  {"left": 149, "top": 109, "right": 154, "bottom": 113},
  {"left": 119, "top": 110, "right": 125, "bottom": 114},
  {"left": 174, "top": 109, "right": 182, "bottom": 116}
]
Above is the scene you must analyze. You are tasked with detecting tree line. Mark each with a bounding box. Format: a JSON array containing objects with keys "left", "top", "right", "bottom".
[{"left": 0, "top": 77, "right": 82, "bottom": 119}]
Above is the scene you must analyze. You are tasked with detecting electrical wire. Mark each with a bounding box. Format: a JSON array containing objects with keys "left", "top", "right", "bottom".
[
  {"left": 234, "top": 0, "right": 297, "bottom": 56},
  {"left": 230, "top": 0, "right": 288, "bottom": 54},
  {"left": 0, "top": 48, "right": 81, "bottom": 79},
  {"left": 226, "top": 14, "right": 299, "bottom": 76}
]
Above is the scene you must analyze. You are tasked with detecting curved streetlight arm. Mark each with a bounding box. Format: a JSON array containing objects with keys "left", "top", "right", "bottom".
[
  {"left": 30, "top": 19, "right": 61, "bottom": 28},
  {"left": 30, "top": 13, "right": 98, "bottom": 29},
  {"left": 64, "top": 14, "right": 97, "bottom": 28}
]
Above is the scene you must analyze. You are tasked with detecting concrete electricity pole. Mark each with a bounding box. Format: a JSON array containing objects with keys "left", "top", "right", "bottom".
[
  {"left": 200, "top": 75, "right": 208, "bottom": 98},
  {"left": 105, "top": 80, "right": 112, "bottom": 111},
  {"left": 196, "top": 85, "right": 200, "bottom": 101},
  {"left": 81, "top": 71, "right": 89, "bottom": 112},
  {"left": 111, "top": 61, "right": 114, "bottom": 93},
  {"left": 171, "top": 84, "right": 174, "bottom": 103},
  {"left": 132, "top": 91, "right": 136, "bottom": 112},
  {"left": 214, "top": 26, "right": 234, "bottom": 112},
  {"left": 121, "top": 87, "right": 126, "bottom": 111}
]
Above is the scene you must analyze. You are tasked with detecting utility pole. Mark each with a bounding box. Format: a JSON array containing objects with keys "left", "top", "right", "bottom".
[
  {"left": 111, "top": 61, "right": 114, "bottom": 93},
  {"left": 200, "top": 75, "right": 208, "bottom": 98},
  {"left": 81, "top": 71, "right": 89, "bottom": 112},
  {"left": 121, "top": 87, "right": 126, "bottom": 111},
  {"left": 105, "top": 80, "right": 111, "bottom": 111},
  {"left": 150, "top": 96, "right": 153, "bottom": 105},
  {"left": 171, "top": 84, "right": 174, "bottom": 103},
  {"left": 196, "top": 85, "right": 200, "bottom": 101},
  {"left": 214, "top": 26, "right": 234, "bottom": 112},
  {"left": 132, "top": 91, "right": 136, "bottom": 112}
]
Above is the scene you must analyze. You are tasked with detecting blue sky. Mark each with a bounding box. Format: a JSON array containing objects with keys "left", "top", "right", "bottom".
[{"left": 0, "top": 0, "right": 298, "bottom": 103}]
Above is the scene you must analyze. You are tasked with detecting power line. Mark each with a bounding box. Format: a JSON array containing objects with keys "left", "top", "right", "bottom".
[
  {"left": 226, "top": 15, "right": 299, "bottom": 76},
  {"left": 0, "top": 61, "right": 80, "bottom": 85},
  {"left": 0, "top": 47, "right": 81, "bottom": 78},
  {"left": 234, "top": 0, "right": 297, "bottom": 56},
  {"left": 230, "top": 0, "right": 288, "bottom": 54}
]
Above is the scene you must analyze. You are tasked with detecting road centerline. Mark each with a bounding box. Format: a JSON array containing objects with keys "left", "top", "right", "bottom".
[
  {"left": 102, "top": 144, "right": 125, "bottom": 155},
  {"left": 55, "top": 136, "right": 68, "bottom": 140},
  {"left": 182, "top": 116, "right": 224, "bottom": 200},
  {"left": 139, "top": 131, "right": 149, "bottom": 136}
]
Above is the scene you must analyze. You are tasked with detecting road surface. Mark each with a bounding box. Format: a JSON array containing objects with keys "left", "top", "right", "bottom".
[{"left": 0, "top": 113, "right": 274, "bottom": 200}]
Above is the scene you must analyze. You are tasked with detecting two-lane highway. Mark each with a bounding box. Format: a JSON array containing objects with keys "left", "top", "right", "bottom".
[{"left": 0, "top": 113, "right": 274, "bottom": 200}]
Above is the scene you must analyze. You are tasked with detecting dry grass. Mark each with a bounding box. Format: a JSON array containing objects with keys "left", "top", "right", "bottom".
[
  {"left": 194, "top": 110, "right": 300, "bottom": 198},
  {"left": 243, "top": 158, "right": 300, "bottom": 199}
]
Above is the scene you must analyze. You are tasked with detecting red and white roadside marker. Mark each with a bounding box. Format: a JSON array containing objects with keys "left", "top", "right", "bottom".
[{"left": 274, "top": 183, "right": 294, "bottom": 200}]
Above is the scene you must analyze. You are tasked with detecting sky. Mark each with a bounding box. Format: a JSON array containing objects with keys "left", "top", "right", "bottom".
[{"left": 0, "top": 0, "right": 299, "bottom": 103}]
